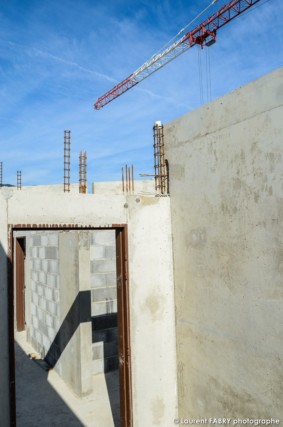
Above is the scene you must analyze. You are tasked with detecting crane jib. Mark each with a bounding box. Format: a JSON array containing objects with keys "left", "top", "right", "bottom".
[{"left": 94, "top": 0, "right": 262, "bottom": 110}]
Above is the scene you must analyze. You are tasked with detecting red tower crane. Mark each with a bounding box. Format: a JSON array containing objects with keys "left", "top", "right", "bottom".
[{"left": 94, "top": 0, "right": 261, "bottom": 110}]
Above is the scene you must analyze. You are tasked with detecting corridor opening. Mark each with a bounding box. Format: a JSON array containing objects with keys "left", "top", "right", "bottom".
[{"left": 9, "top": 225, "right": 132, "bottom": 427}]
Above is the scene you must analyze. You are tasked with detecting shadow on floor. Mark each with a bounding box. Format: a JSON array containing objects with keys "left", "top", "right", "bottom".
[{"left": 15, "top": 341, "right": 84, "bottom": 427}]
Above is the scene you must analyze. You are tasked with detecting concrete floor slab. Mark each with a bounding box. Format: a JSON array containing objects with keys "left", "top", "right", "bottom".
[{"left": 15, "top": 331, "right": 120, "bottom": 427}]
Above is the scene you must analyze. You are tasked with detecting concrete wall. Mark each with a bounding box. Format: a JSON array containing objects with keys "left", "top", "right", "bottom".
[
  {"left": 0, "top": 188, "right": 177, "bottom": 426},
  {"left": 164, "top": 67, "right": 283, "bottom": 418},
  {"left": 92, "top": 179, "right": 155, "bottom": 195},
  {"left": 127, "top": 195, "right": 178, "bottom": 426}
]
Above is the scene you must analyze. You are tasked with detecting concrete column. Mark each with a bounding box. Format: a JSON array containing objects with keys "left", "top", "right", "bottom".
[{"left": 58, "top": 231, "right": 92, "bottom": 397}]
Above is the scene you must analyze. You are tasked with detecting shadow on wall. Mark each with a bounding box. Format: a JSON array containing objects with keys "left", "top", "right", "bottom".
[
  {"left": 15, "top": 341, "right": 84, "bottom": 427},
  {"left": 44, "top": 290, "right": 91, "bottom": 367},
  {"left": 0, "top": 240, "right": 14, "bottom": 427}
]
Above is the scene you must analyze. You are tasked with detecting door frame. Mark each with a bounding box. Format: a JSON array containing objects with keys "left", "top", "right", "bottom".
[
  {"left": 15, "top": 238, "right": 26, "bottom": 332},
  {"left": 8, "top": 224, "right": 133, "bottom": 427}
]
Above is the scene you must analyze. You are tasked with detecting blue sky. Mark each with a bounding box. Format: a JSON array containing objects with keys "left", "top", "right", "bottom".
[{"left": 0, "top": 0, "right": 282, "bottom": 187}]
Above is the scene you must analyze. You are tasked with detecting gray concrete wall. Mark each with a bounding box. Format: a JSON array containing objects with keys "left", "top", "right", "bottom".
[
  {"left": 164, "top": 67, "right": 283, "bottom": 419},
  {"left": 127, "top": 195, "right": 178, "bottom": 426},
  {"left": 0, "top": 188, "right": 177, "bottom": 426}
]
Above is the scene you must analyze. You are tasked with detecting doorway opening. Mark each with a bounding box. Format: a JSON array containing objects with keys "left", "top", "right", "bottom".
[{"left": 9, "top": 225, "right": 132, "bottom": 427}]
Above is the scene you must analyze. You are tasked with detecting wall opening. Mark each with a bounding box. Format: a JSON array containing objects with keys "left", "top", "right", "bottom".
[{"left": 9, "top": 225, "right": 132, "bottom": 427}]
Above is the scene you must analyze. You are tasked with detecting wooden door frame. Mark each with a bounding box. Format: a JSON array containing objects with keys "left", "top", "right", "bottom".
[{"left": 8, "top": 224, "right": 133, "bottom": 427}]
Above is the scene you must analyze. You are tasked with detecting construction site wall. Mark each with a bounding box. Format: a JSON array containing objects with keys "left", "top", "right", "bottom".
[
  {"left": 164, "top": 67, "right": 283, "bottom": 419},
  {"left": 0, "top": 189, "right": 177, "bottom": 426}
]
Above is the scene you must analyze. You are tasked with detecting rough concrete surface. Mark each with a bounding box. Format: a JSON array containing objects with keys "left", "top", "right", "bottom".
[
  {"left": 15, "top": 331, "right": 119, "bottom": 427},
  {"left": 165, "top": 67, "right": 283, "bottom": 419}
]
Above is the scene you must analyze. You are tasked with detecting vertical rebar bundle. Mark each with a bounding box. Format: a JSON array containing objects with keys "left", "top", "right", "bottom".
[
  {"left": 153, "top": 122, "right": 167, "bottom": 194},
  {"left": 17, "top": 171, "right": 22, "bottom": 190},
  {"left": 122, "top": 164, "right": 134, "bottom": 194},
  {"left": 79, "top": 151, "right": 87, "bottom": 193},
  {"left": 64, "top": 130, "right": 71, "bottom": 192},
  {"left": 0, "top": 162, "right": 2, "bottom": 186}
]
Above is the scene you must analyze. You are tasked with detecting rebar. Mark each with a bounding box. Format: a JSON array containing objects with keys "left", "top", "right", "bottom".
[
  {"left": 17, "top": 171, "right": 22, "bottom": 190},
  {"left": 122, "top": 167, "right": 125, "bottom": 192},
  {"left": 64, "top": 130, "right": 71, "bottom": 192},
  {"left": 79, "top": 151, "right": 87, "bottom": 193},
  {"left": 122, "top": 164, "right": 134, "bottom": 194},
  {"left": 153, "top": 123, "right": 168, "bottom": 194}
]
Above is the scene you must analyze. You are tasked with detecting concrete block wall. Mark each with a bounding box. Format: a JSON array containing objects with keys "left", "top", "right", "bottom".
[
  {"left": 28, "top": 231, "right": 60, "bottom": 357},
  {"left": 90, "top": 230, "right": 118, "bottom": 375}
]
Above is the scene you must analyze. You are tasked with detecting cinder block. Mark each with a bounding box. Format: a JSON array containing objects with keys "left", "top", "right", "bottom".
[
  {"left": 45, "top": 247, "right": 58, "bottom": 260},
  {"left": 104, "top": 355, "right": 119, "bottom": 372},
  {"left": 33, "top": 293, "right": 39, "bottom": 305},
  {"left": 42, "top": 335, "right": 51, "bottom": 351},
  {"left": 46, "top": 313, "right": 53, "bottom": 328},
  {"left": 105, "top": 246, "right": 116, "bottom": 260},
  {"left": 31, "top": 235, "right": 41, "bottom": 246},
  {"left": 91, "top": 286, "right": 117, "bottom": 302},
  {"left": 106, "top": 273, "right": 117, "bottom": 287},
  {"left": 39, "top": 297, "right": 47, "bottom": 311},
  {"left": 44, "top": 287, "right": 53, "bottom": 301},
  {"left": 33, "top": 259, "right": 41, "bottom": 270},
  {"left": 39, "top": 271, "right": 47, "bottom": 284},
  {"left": 48, "top": 260, "right": 58, "bottom": 274},
  {"left": 31, "top": 273, "right": 38, "bottom": 284},
  {"left": 54, "top": 318, "right": 60, "bottom": 332},
  {"left": 54, "top": 289, "right": 59, "bottom": 303},
  {"left": 92, "top": 358, "right": 104, "bottom": 375},
  {"left": 91, "top": 299, "right": 117, "bottom": 316},
  {"left": 42, "top": 259, "right": 49, "bottom": 272},
  {"left": 91, "top": 259, "right": 116, "bottom": 274},
  {"left": 38, "top": 309, "right": 44, "bottom": 322},
  {"left": 90, "top": 274, "right": 106, "bottom": 288},
  {"left": 32, "top": 316, "right": 39, "bottom": 329},
  {"left": 92, "top": 230, "right": 115, "bottom": 246},
  {"left": 30, "top": 303, "right": 36, "bottom": 316},
  {"left": 47, "top": 300, "right": 57, "bottom": 317},
  {"left": 48, "top": 233, "right": 59, "bottom": 247},
  {"left": 35, "top": 330, "right": 42, "bottom": 345},
  {"left": 31, "top": 280, "right": 36, "bottom": 292},
  {"left": 37, "top": 285, "right": 43, "bottom": 296},
  {"left": 31, "top": 247, "right": 38, "bottom": 258},
  {"left": 47, "top": 274, "right": 56, "bottom": 287},
  {"left": 104, "top": 341, "right": 118, "bottom": 358},
  {"left": 48, "top": 326, "right": 55, "bottom": 341},
  {"left": 90, "top": 245, "right": 105, "bottom": 260},
  {"left": 41, "top": 235, "right": 48, "bottom": 246},
  {"left": 92, "top": 342, "right": 104, "bottom": 360},
  {"left": 39, "top": 247, "right": 45, "bottom": 259},
  {"left": 39, "top": 320, "right": 48, "bottom": 336}
]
